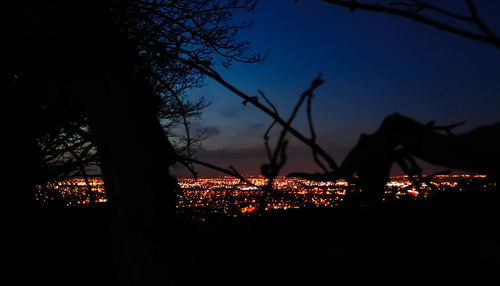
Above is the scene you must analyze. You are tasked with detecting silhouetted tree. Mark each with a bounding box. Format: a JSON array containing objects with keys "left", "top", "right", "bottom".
[
  {"left": 34, "top": 0, "right": 262, "bottom": 186},
  {"left": 5, "top": 1, "right": 259, "bottom": 285}
]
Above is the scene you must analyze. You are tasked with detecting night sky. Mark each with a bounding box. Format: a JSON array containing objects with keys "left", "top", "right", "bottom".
[{"left": 172, "top": 0, "right": 500, "bottom": 177}]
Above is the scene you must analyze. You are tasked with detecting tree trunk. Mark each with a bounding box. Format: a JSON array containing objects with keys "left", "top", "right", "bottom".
[
  {"left": 75, "top": 67, "right": 179, "bottom": 286},
  {"left": 8, "top": 2, "right": 179, "bottom": 283}
]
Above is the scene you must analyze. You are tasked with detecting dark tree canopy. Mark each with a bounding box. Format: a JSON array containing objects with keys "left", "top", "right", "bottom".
[
  {"left": 4, "top": 1, "right": 260, "bottom": 285},
  {"left": 6, "top": 0, "right": 261, "bottom": 186}
]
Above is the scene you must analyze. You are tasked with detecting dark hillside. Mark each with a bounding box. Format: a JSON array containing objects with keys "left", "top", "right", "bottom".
[{"left": 171, "top": 190, "right": 500, "bottom": 285}]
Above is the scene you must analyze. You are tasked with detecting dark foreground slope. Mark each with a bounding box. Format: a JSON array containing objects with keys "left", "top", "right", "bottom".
[
  {"left": 31, "top": 190, "right": 499, "bottom": 285},
  {"left": 173, "top": 190, "right": 500, "bottom": 285}
]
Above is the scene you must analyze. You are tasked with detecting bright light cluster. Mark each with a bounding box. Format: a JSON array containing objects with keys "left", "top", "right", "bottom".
[
  {"left": 35, "top": 177, "right": 107, "bottom": 206},
  {"left": 34, "top": 174, "right": 493, "bottom": 216}
]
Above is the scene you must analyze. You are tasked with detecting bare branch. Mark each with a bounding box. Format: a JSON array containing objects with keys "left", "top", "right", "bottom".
[
  {"left": 431, "top": 120, "right": 466, "bottom": 136},
  {"left": 179, "top": 156, "right": 262, "bottom": 189},
  {"left": 268, "top": 75, "right": 324, "bottom": 180},
  {"left": 263, "top": 120, "right": 277, "bottom": 162},
  {"left": 258, "top": 89, "right": 279, "bottom": 115},
  {"left": 322, "top": 0, "right": 500, "bottom": 48},
  {"left": 403, "top": 1, "right": 472, "bottom": 21},
  {"left": 465, "top": 0, "right": 500, "bottom": 45},
  {"left": 306, "top": 87, "right": 329, "bottom": 174},
  {"left": 176, "top": 156, "right": 199, "bottom": 180},
  {"left": 174, "top": 56, "right": 339, "bottom": 171}
]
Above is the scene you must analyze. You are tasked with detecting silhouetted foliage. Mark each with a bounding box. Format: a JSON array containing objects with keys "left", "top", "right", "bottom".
[
  {"left": 5, "top": 1, "right": 499, "bottom": 285},
  {"left": 11, "top": 0, "right": 262, "bottom": 185},
  {"left": 339, "top": 113, "right": 500, "bottom": 206},
  {"left": 5, "top": 1, "right": 260, "bottom": 285}
]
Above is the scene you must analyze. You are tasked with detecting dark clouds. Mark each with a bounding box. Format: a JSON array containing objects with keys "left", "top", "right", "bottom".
[
  {"left": 190, "top": 121, "right": 221, "bottom": 137},
  {"left": 200, "top": 126, "right": 221, "bottom": 137}
]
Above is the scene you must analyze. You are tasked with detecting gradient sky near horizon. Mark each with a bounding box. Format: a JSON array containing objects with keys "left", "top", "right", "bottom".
[{"left": 172, "top": 0, "right": 500, "bottom": 177}]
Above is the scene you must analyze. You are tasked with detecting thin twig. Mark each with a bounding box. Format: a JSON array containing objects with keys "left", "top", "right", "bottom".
[
  {"left": 173, "top": 55, "right": 339, "bottom": 171},
  {"left": 404, "top": 0, "right": 472, "bottom": 21},
  {"left": 465, "top": 0, "right": 500, "bottom": 46},
  {"left": 258, "top": 89, "right": 279, "bottom": 115},
  {"left": 263, "top": 76, "right": 324, "bottom": 192},
  {"left": 306, "top": 88, "right": 329, "bottom": 173},
  {"left": 176, "top": 156, "right": 199, "bottom": 179},
  {"left": 263, "top": 120, "right": 277, "bottom": 162},
  {"left": 179, "top": 156, "right": 262, "bottom": 189},
  {"left": 322, "top": 0, "right": 500, "bottom": 48},
  {"left": 271, "top": 75, "right": 325, "bottom": 172},
  {"left": 61, "top": 140, "right": 95, "bottom": 204}
]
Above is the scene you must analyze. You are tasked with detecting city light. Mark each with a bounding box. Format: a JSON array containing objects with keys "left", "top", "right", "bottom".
[{"left": 35, "top": 174, "right": 494, "bottom": 216}]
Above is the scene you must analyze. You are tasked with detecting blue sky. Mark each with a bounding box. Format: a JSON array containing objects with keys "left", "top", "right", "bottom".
[{"left": 173, "top": 0, "right": 500, "bottom": 176}]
